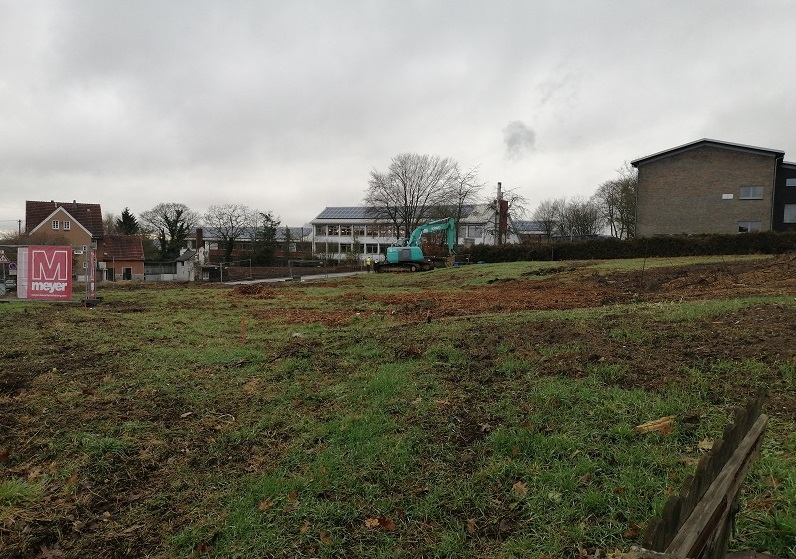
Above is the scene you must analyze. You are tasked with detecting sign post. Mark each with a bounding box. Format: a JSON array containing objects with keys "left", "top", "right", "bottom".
[
  {"left": 0, "top": 250, "right": 8, "bottom": 281},
  {"left": 87, "top": 248, "right": 96, "bottom": 301}
]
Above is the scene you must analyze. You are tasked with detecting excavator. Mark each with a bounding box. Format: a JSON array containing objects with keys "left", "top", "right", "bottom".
[{"left": 374, "top": 217, "right": 456, "bottom": 273}]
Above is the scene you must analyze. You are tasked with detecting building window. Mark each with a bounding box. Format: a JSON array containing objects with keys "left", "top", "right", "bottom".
[
  {"left": 63, "top": 221, "right": 71, "bottom": 231},
  {"left": 354, "top": 226, "right": 365, "bottom": 237},
  {"left": 52, "top": 220, "right": 59, "bottom": 230},
  {"left": 784, "top": 205, "right": 796, "bottom": 224},
  {"left": 739, "top": 186, "right": 763, "bottom": 199},
  {"left": 468, "top": 225, "right": 484, "bottom": 238},
  {"left": 738, "top": 221, "right": 762, "bottom": 233},
  {"left": 339, "top": 225, "right": 352, "bottom": 236},
  {"left": 786, "top": 178, "right": 796, "bottom": 187},
  {"left": 366, "top": 244, "right": 379, "bottom": 254},
  {"left": 315, "top": 225, "right": 326, "bottom": 236},
  {"left": 339, "top": 243, "right": 352, "bottom": 253},
  {"left": 328, "top": 225, "right": 339, "bottom": 236}
]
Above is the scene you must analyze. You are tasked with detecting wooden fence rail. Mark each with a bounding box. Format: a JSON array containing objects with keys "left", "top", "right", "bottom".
[{"left": 632, "top": 390, "right": 768, "bottom": 559}]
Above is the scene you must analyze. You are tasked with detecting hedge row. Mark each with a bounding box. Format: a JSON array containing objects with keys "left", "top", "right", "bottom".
[{"left": 464, "top": 232, "right": 796, "bottom": 263}]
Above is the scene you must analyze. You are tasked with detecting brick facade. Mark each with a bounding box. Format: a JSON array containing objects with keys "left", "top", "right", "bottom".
[{"left": 634, "top": 141, "right": 783, "bottom": 237}]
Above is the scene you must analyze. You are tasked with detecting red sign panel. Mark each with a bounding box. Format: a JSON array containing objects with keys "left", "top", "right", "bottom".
[{"left": 17, "top": 246, "right": 73, "bottom": 300}]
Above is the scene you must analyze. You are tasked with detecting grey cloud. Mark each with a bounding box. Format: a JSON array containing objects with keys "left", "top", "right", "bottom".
[{"left": 503, "top": 121, "right": 536, "bottom": 161}]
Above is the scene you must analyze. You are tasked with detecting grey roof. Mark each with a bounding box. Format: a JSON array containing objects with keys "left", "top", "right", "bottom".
[
  {"left": 513, "top": 220, "right": 546, "bottom": 233},
  {"left": 275, "top": 226, "right": 312, "bottom": 241},
  {"left": 631, "top": 138, "right": 785, "bottom": 167},
  {"left": 176, "top": 249, "right": 196, "bottom": 262},
  {"left": 315, "top": 205, "right": 484, "bottom": 221}
]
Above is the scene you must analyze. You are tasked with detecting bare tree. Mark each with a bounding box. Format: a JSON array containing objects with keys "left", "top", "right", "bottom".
[
  {"left": 561, "top": 196, "right": 603, "bottom": 239},
  {"left": 434, "top": 164, "right": 485, "bottom": 246},
  {"left": 532, "top": 198, "right": 561, "bottom": 241},
  {"left": 103, "top": 211, "right": 121, "bottom": 235},
  {"left": 203, "top": 204, "right": 257, "bottom": 263},
  {"left": 593, "top": 162, "right": 637, "bottom": 239},
  {"left": 140, "top": 203, "right": 199, "bottom": 260},
  {"left": 365, "top": 153, "right": 458, "bottom": 239}
]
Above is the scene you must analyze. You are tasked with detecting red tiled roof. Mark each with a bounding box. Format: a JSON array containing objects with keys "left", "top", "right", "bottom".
[
  {"left": 103, "top": 235, "right": 145, "bottom": 261},
  {"left": 26, "top": 200, "right": 104, "bottom": 237}
]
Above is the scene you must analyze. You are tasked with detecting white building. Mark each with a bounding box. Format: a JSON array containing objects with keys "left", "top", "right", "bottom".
[{"left": 310, "top": 205, "right": 523, "bottom": 263}]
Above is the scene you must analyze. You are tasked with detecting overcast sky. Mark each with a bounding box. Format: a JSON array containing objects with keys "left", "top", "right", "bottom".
[{"left": 1, "top": 0, "right": 794, "bottom": 232}]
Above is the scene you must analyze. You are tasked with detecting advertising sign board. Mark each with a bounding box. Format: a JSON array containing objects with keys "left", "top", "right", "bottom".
[{"left": 17, "top": 246, "right": 73, "bottom": 300}]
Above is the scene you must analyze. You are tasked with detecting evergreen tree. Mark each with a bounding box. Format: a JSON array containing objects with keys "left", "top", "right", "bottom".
[{"left": 116, "top": 207, "right": 141, "bottom": 235}]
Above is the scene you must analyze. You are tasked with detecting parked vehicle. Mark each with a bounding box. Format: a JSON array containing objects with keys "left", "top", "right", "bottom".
[{"left": 375, "top": 218, "right": 456, "bottom": 273}]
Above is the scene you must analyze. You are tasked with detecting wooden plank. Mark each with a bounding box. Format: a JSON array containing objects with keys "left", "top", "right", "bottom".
[{"left": 664, "top": 414, "right": 768, "bottom": 558}]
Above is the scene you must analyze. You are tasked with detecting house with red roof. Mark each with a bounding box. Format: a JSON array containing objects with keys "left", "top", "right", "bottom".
[
  {"left": 25, "top": 200, "right": 144, "bottom": 281},
  {"left": 101, "top": 234, "right": 145, "bottom": 280}
]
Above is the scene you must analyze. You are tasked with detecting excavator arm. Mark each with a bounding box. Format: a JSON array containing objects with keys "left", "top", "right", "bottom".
[{"left": 406, "top": 218, "right": 457, "bottom": 253}]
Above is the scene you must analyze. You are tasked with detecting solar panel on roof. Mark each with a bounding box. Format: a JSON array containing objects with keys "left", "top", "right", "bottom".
[{"left": 317, "top": 207, "right": 374, "bottom": 219}]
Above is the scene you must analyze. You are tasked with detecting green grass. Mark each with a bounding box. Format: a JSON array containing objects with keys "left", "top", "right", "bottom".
[
  {"left": 0, "top": 479, "right": 43, "bottom": 506},
  {"left": 1, "top": 257, "right": 794, "bottom": 558}
]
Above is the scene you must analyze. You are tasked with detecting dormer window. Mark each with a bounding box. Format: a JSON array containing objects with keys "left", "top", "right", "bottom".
[
  {"left": 63, "top": 221, "right": 71, "bottom": 231},
  {"left": 52, "top": 220, "right": 59, "bottom": 230}
]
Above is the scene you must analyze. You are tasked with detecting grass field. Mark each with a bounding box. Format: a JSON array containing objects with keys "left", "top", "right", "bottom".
[{"left": 1, "top": 255, "right": 795, "bottom": 558}]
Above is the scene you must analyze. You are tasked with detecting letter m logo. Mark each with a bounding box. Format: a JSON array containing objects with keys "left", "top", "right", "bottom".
[{"left": 31, "top": 248, "right": 71, "bottom": 281}]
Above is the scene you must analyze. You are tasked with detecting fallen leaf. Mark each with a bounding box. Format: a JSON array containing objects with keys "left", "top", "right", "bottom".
[
  {"left": 623, "top": 523, "right": 640, "bottom": 539},
  {"left": 179, "top": 411, "right": 193, "bottom": 418},
  {"left": 697, "top": 438, "right": 714, "bottom": 451},
  {"left": 511, "top": 446, "right": 519, "bottom": 458},
  {"left": 299, "top": 522, "right": 310, "bottom": 534},
  {"left": 242, "top": 378, "right": 260, "bottom": 395},
  {"left": 498, "top": 518, "right": 512, "bottom": 533},
  {"left": 64, "top": 471, "right": 78, "bottom": 490},
  {"left": 511, "top": 481, "right": 528, "bottom": 497},
  {"left": 635, "top": 415, "right": 676, "bottom": 435},
  {"left": 35, "top": 543, "right": 64, "bottom": 559},
  {"left": 257, "top": 499, "right": 274, "bottom": 511},
  {"left": 283, "top": 501, "right": 299, "bottom": 513},
  {"left": 479, "top": 422, "right": 493, "bottom": 433},
  {"left": 395, "top": 508, "right": 406, "bottom": 521},
  {"left": 547, "top": 491, "right": 562, "bottom": 503},
  {"left": 466, "top": 518, "right": 477, "bottom": 534},
  {"left": 364, "top": 518, "right": 380, "bottom": 528},
  {"left": 319, "top": 530, "right": 332, "bottom": 544},
  {"left": 378, "top": 516, "right": 397, "bottom": 531},
  {"left": 0, "top": 449, "right": 9, "bottom": 463}
]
